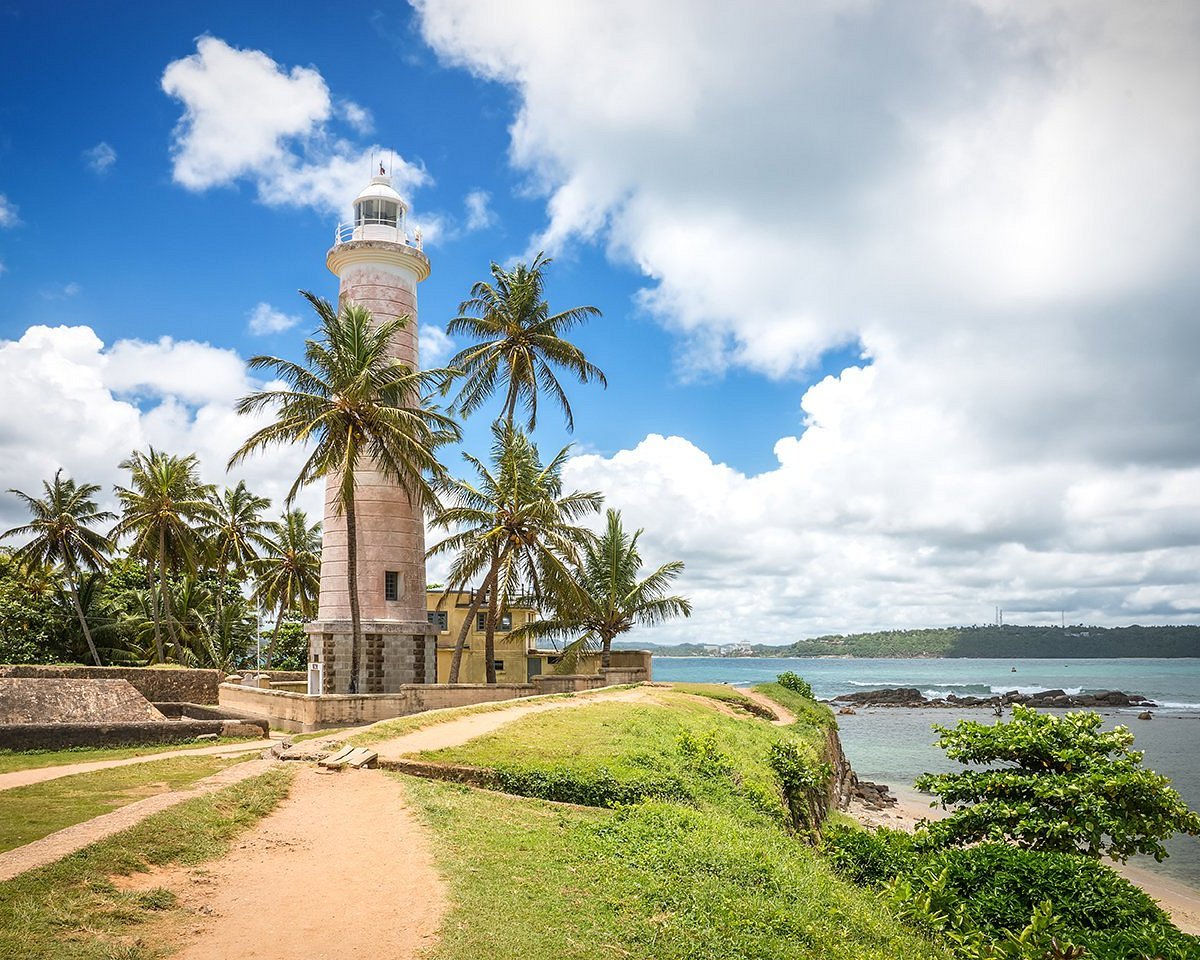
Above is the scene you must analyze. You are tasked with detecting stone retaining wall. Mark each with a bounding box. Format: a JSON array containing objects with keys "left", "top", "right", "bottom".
[
  {"left": 0, "top": 717, "right": 268, "bottom": 751},
  {"left": 0, "top": 666, "right": 220, "bottom": 704}
]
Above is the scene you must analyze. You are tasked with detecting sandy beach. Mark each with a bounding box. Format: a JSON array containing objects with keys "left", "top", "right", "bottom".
[{"left": 847, "top": 785, "right": 1200, "bottom": 936}]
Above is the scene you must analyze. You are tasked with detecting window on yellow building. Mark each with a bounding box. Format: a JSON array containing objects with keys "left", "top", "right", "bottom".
[
  {"left": 427, "top": 610, "right": 448, "bottom": 631},
  {"left": 493, "top": 660, "right": 505, "bottom": 672},
  {"left": 476, "top": 612, "right": 512, "bottom": 632}
]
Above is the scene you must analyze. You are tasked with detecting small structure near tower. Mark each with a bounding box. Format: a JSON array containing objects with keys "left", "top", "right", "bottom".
[{"left": 305, "top": 171, "right": 436, "bottom": 694}]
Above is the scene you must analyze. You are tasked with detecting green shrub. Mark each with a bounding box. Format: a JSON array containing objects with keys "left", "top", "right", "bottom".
[
  {"left": 823, "top": 824, "right": 918, "bottom": 886},
  {"left": 768, "top": 740, "right": 830, "bottom": 838},
  {"left": 916, "top": 705, "right": 1200, "bottom": 862},
  {"left": 675, "top": 729, "right": 734, "bottom": 775},
  {"left": 776, "top": 671, "right": 814, "bottom": 699},
  {"left": 489, "top": 764, "right": 689, "bottom": 808},
  {"left": 879, "top": 843, "right": 1199, "bottom": 959},
  {"left": 924, "top": 843, "right": 1168, "bottom": 936}
]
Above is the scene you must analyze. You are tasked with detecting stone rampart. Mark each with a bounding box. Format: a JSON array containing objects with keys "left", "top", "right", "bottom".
[
  {"left": 0, "top": 666, "right": 220, "bottom": 704},
  {"left": 0, "top": 717, "right": 268, "bottom": 751}
]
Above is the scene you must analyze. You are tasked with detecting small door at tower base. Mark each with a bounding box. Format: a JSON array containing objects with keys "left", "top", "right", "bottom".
[
  {"left": 526, "top": 656, "right": 543, "bottom": 681},
  {"left": 307, "top": 662, "right": 324, "bottom": 696}
]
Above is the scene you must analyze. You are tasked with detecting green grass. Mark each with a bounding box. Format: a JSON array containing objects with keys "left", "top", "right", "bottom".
[
  {"left": 345, "top": 689, "right": 585, "bottom": 747},
  {"left": 405, "top": 776, "right": 949, "bottom": 960},
  {"left": 668, "top": 682, "right": 779, "bottom": 719},
  {"left": 418, "top": 694, "right": 799, "bottom": 817},
  {"left": 0, "top": 765, "right": 292, "bottom": 960},
  {"left": 755, "top": 681, "right": 838, "bottom": 734},
  {"left": 0, "top": 754, "right": 256, "bottom": 853},
  {"left": 0, "top": 738, "right": 259, "bottom": 776}
]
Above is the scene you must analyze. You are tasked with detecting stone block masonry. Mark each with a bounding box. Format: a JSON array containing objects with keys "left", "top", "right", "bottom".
[{"left": 0, "top": 665, "right": 221, "bottom": 704}]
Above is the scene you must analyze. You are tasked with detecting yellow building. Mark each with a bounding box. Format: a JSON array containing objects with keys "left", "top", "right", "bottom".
[
  {"left": 426, "top": 588, "right": 653, "bottom": 684},
  {"left": 427, "top": 588, "right": 548, "bottom": 683}
]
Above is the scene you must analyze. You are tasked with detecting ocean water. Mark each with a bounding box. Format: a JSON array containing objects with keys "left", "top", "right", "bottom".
[{"left": 653, "top": 657, "right": 1200, "bottom": 889}]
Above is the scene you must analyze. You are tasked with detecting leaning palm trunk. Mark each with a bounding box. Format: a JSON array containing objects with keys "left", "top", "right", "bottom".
[
  {"left": 345, "top": 492, "right": 363, "bottom": 694},
  {"left": 448, "top": 565, "right": 496, "bottom": 683},
  {"left": 484, "top": 588, "right": 499, "bottom": 684},
  {"left": 65, "top": 567, "right": 102, "bottom": 666}
]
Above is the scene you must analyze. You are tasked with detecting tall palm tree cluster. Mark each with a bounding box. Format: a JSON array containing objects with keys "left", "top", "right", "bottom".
[
  {"left": 2, "top": 253, "right": 690, "bottom": 682},
  {"left": 1, "top": 462, "right": 320, "bottom": 670}
]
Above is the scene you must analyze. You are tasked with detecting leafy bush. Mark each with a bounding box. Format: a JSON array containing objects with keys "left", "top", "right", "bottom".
[
  {"left": 776, "top": 671, "right": 814, "bottom": 699},
  {"left": 923, "top": 844, "right": 1168, "bottom": 936},
  {"left": 489, "top": 763, "right": 689, "bottom": 808},
  {"left": 915, "top": 705, "right": 1200, "bottom": 861},
  {"left": 823, "top": 824, "right": 918, "bottom": 885},
  {"left": 675, "top": 729, "right": 733, "bottom": 775},
  {"left": 768, "top": 740, "right": 830, "bottom": 838}
]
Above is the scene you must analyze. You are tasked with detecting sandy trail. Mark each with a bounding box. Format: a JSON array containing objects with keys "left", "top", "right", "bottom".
[
  {"left": 0, "top": 758, "right": 275, "bottom": 882},
  {"left": 741, "top": 688, "right": 796, "bottom": 725},
  {"left": 149, "top": 765, "right": 445, "bottom": 960},
  {"left": 847, "top": 785, "right": 1200, "bottom": 936},
  {"left": 0, "top": 738, "right": 278, "bottom": 793},
  {"left": 370, "top": 686, "right": 655, "bottom": 759}
]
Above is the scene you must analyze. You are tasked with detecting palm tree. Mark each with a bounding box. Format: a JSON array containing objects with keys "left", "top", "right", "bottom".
[
  {"left": 230, "top": 292, "right": 460, "bottom": 693},
  {"left": 448, "top": 252, "right": 606, "bottom": 431},
  {"left": 428, "top": 422, "right": 602, "bottom": 683},
  {"left": 2, "top": 470, "right": 115, "bottom": 666},
  {"left": 516, "top": 509, "right": 691, "bottom": 671},
  {"left": 202, "top": 480, "right": 275, "bottom": 618},
  {"left": 253, "top": 509, "right": 322, "bottom": 666},
  {"left": 111, "top": 449, "right": 216, "bottom": 663}
]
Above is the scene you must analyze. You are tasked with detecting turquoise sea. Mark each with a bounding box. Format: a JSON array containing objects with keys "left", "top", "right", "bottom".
[{"left": 652, "top": 657, "right": 1200, "bottom": 889}]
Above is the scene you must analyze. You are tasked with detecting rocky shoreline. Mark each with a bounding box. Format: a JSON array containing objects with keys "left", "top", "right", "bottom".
[{"left": 830, "top": 687, "right": 1155, "bottom": 710}]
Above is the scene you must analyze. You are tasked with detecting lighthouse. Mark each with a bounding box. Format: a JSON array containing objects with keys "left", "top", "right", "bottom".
[{"left": 306, "top": 170, "right": 437, "bottom": 694}]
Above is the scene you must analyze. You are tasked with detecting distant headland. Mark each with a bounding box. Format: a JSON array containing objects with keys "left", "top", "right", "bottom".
[{"left": 621, "top": 624, "right": 1200, "bottom": 659}]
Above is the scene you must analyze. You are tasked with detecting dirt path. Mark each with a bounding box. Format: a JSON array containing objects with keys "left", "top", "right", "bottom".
[
  {"left": 0, "top": 758, "right": 275, "bottom": 882},
  {"left": 0, "top": 738, "right": 279, "bottom": 793},
  {"left": 370, "top": 686, "right": 655, "bottom": 760},
  {"left": 146, "top": 765, "right": 445, "bottom": 960},
  {"left": 741, "top": 688, "right": 796, "bottom": 725}
]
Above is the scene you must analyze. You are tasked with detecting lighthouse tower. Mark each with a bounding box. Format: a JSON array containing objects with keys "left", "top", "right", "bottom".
[{"left": 306, "top": 170, "right": 436, "bottom": 694}]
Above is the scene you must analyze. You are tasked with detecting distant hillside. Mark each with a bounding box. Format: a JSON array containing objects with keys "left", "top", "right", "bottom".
[{"left": 618, "top": 625, "right": 1200, "bottom": 658}]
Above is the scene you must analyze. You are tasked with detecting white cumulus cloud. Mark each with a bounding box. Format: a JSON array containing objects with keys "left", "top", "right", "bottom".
[
  {"left": 0, "top": 325, "right": 321, "bottom": 534},
  {"left": 161, "top": 37, "right": 427, "bottom": 217},
  {"left": 0, "top": 194, "right": 19, "bottom": 228},
  {"left": 247, "top": 302, "right": 301, "bottom": 336},
  {"left": 463, "top": 189, "right": 495, "bottom": 231},
  {"left": 417, "top": 0, "right": 1200, "bottom": 637},
  {"left": 83, "top": 142, "right": 117, "bottom": 175}
]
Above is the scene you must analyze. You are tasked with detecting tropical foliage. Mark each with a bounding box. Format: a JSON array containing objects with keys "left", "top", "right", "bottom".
[
  {"left": 513, "top": 508, "right": 690, "bottom": 671},
  {"left": 447, "top": 251, "right": 606, "bottom": 431},
  {"left": 2, "top": 470, "right": 114, "bottom": 665},
  {"left": 427, "top": 422, "right": 602, "bottom": 683},
  {"left": 915, "top": 705, "right": 1200, "bottom": 862},
  {"left": 230, "top": 292, "right": 459, "bottom": 691}
]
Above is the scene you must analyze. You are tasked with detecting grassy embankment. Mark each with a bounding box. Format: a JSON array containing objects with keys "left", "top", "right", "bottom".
[
  {"left": 0, "top": 737, "right": 258, "bottom": 775},
  {"left": 399, "top": 683, "right": 949, "bottom": 960},
  {"left": 0, "top": 753, "right": 257, "bottom": 853},
  {"left": 0, "top": 766, "right": 292, "bottom": 960}
]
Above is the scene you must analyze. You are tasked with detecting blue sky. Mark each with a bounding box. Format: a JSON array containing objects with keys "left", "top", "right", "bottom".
[
  {"left": 2, "top": 2, "right": 1198, "bottom": 643},
  {"left": 0, "top": 1, "right": 826, "bottom": 475}
]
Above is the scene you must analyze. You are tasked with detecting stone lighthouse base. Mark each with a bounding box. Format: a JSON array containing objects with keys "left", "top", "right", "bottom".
[{"left": 306, "top": 620, "right": 437, "bottom": 694}]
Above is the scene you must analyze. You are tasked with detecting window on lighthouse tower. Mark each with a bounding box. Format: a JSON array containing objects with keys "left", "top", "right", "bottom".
[{"left": 356, "top": 199, "right": 399, "bottom": 227}]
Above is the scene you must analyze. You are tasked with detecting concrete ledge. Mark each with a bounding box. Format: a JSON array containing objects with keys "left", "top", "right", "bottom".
[{"left": 0, "top": 717, "right": 269, "bottom": 751}]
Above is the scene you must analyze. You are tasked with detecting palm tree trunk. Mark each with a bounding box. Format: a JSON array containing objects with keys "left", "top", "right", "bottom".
[
  {"left": 265, "top": 606, "right": 285, "bottom": 669},
  {"left": 345, "top": 491, "right": 362, "bottom": 694},
  {"left": 65, "top": 565, "right": 102, "bottom": 667},
  {"left": 600, "top": 633, "right": 613, "bottom": 670},
  {"left": 484, "top": 588, "right": 498, "bottom": 684},
  {"left": 158, "top": 546, "right": 183, "bottom": 659},
  {"left": 449, "top": 565, "right": 495, "bottom": 683},
  {"left": 150, "top": 532, "right": 166, "bottom": 663}
]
